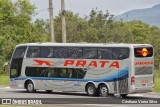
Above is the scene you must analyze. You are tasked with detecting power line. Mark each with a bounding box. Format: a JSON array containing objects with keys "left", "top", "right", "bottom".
[{"left": 35, "top": 8, "right": 49, "bottom": 13}]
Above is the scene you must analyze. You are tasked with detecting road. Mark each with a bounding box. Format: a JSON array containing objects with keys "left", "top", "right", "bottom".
[{"left": 0, "top": 86, "right": 160, "bottom": 107}]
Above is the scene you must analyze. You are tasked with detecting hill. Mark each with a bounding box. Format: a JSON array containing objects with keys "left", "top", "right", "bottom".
[{"left": 115, "top": 4, "right": 160, "bottom": 27}]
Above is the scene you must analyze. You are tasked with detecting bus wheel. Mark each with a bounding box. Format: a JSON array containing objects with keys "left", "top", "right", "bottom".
[
  {"left": 120, "top": 94, "right": 128, "bottom": 98},
  {"left": 26, "top": 81, "right": 35, "bottom": 93},
  {"left": 100, "top": 84, "right": 109, "bottom": 97},
  {"left": 46, "top": 90, "right": 52, "bottom": 93},
  {"left": 86, "top": 84, "right": 97, "bottom": 96}
]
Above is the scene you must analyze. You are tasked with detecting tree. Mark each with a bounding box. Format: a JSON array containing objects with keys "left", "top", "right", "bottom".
[
  {"left": 54, "top": 11, "right": 88, "bottom": 42},
  {"left": 0, "top": 0, "right": 49, "bottom": 64}
]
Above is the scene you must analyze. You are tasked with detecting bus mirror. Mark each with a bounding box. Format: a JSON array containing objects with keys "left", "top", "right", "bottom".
[{"left": 3, "top": 62, "right": 9, "bottom": 72}]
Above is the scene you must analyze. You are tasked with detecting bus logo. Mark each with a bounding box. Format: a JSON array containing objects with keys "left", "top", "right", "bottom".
[
  {"left": 64, "top": 60, "right": 120, "bottom": 68},
  {"left": 33, "top": 59, "right": 54, "bottom": 66},
  {"left": 137, "top": 48, "right": 150, "bottom": 57}
]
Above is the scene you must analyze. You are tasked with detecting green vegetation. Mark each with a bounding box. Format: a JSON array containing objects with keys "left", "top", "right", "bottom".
[
  {"left": 0, "top": 74, "right": 9, "bottom": 86},
  {"left": 154, "top": 70, "right": 160, "bottom": 92},
  {"left": 154, "top": 78, "right": 160, "bottom": 92}
]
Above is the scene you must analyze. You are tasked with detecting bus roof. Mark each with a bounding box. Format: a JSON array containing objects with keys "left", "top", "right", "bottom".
[{"left": 16, "top": 42, "right": 153, "bottom": 48}]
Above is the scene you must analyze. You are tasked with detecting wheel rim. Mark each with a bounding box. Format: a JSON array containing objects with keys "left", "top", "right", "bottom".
[
  {"left": 101, "top": 87, "right": 108, "bottom": 96},
  {"left": 28, "top": 83, "right": 33, "bottom": 92},
  {"left": 88, "top": 86, "right": 94, "bottom": 95}
]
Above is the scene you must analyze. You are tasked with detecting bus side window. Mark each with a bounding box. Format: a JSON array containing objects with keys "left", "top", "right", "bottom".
[
  {"left": 98, "top": 48, "right": 113, "bottom": 59},
  {"left": 47, "top": 48, "right": 54, "bottom": 58},
  {"left": 40, "top": 47, "right": 54, "bottom": 58},
  {"left": 60, "top": 69, "right": 67, "bottom": 78},
  {"left": 31, "top": 50, "right": 40, "bottom": 57},
  {"left": 67, "top": 69, "right": 72, "bottom": 78},
  {"left": 71, "top": 69, "right": 78, "bottom": 78},
  {"left": 27, "top": 47, "right": 40, "bottom": 58},
  {"left": 48, "top": 68, "right": 55, "bottom": 77},
  {"left": 119, "top": 48, "right": 129, "bottom": 59},
  {"left": 55, "top": 47, "right": 68, "bottom": 58},
  {"left": 112, "top": 48, "right": 129, "bottom": 60},
  {"left": 68, "top": 48, "right": 82, "bottom": 59},
  {"left": 83, "top": 48, "right": 97, "bottom": 59}
]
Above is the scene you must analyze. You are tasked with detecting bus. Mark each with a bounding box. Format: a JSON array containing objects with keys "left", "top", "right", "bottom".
[{"left": 9, "top": 43, "right": 154, "bottom": 97}]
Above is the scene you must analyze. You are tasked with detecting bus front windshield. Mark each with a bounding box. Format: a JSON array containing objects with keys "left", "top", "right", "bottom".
[{"left": 10, "top": 46, "right": 27, "bottom": 78}]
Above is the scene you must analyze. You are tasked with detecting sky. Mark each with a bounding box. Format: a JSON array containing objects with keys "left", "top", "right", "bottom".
[{"left": 28, "top": 0, "right": 160, "bottom": 20}]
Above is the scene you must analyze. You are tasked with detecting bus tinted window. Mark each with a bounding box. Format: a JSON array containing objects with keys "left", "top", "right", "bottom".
[
  {"left": 98, "top": 48, "right": 113, "bottom": 59},
  {"left": 83, "top": 48, "right": 97, "bottom": 59},
  {"left": 13, "top": 47, "right": 27, "bottom": 58},
  {"left": 25, "top": 46, "right": 129, "bottom": 59},
  {"left": 134, "top": 47, "right": 153, "bottom": 57},
  {"left": 68, "top": 47, "right": 82, "bottom": 59},
  {"left": 98, "top": 47, "right": 129, "bottom": 60},
  {"left": 26, "top": 47, "right": 40, "bottom": 58},
  {"left": 40, "top": 47, "right": 54, "bottom": 58},
  {"left": 25, "top": 67, "right": 48, "bottom": 77},
  {"left": 112, "top": 48, "right": 129, "bottom": 59},
  {"left": 48, "top": 68, "right": 86, "bottom": 79},
  {"left": 25, "top": 67, "right": 86, "bottom": 79},
  {"left": 55, "top": 47, "right": 68, "bottom": 58}
]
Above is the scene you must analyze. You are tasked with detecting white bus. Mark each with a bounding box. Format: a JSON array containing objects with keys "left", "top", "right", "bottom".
[{"left": 10, "top": 43, "right": 154, "bottom": 97}]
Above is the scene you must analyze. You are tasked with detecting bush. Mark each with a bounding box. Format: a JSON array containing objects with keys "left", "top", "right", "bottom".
[{"left": 154, "top": 70, "right": 160, "bottom": 92}]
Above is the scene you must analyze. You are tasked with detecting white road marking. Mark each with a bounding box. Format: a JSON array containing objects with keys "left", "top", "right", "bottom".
[
  {"left": 0, "top": 87, "right": 10, "bottom": 89},
  {"left": 129, "top": 94, "right": 143, "bottom": 97}
]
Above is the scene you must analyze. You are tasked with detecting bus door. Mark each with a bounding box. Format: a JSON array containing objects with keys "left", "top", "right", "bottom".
[{"left": 133, "top": 47, "right": 154, "bottom": 89}]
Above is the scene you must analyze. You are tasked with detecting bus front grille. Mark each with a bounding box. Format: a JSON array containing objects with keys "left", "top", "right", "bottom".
[{"left": 118, "top": 78, "right": 128, "bottom": 93}]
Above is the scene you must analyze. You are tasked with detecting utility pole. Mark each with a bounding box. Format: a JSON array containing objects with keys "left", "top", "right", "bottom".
[
  {"left": 49, "top": 0, "right": 55, "bottom": 42},
  {"left": 61, "top": 0, "right": 67, "bottom": 43}
]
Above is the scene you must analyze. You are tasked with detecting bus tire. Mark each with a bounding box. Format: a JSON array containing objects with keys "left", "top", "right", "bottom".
[
  {"left": 120, "top": 94, "right": 128, "bottom": 98},
  {"left": 26, "top": 81, "right": 36, "bottom": 93},
  {"left": 100, "top": 84, "right": 109, "bottom": 97},
  {"left": 46, "top": 90, "right": 52, "bottom": 93},
  {"left": 86, "top": 84, "right": 97, "bottom": 96}
]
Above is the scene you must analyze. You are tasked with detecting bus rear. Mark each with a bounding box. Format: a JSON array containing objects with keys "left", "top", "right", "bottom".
[{"left": 130, "top": 45, "right": 154, "bottom": 93}]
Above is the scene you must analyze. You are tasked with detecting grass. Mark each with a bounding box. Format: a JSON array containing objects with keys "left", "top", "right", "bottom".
[
  {"left": 0, "top": 74, "right": 9, "bottom": 86},
  {"left": 154, "top": 77, "right": 160, "bottom": 92},
  {"left": 154, "top": 70, "right": 160, "bottom": 92}
]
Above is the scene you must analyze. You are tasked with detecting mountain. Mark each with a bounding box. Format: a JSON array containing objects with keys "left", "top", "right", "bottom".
[{"left": 115, "top": 4, "right": 160, "bottom": 27}]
